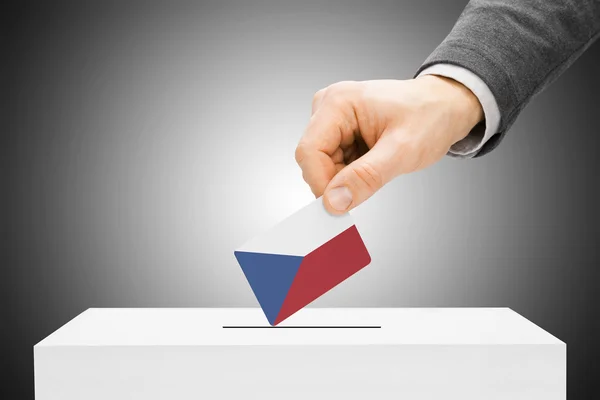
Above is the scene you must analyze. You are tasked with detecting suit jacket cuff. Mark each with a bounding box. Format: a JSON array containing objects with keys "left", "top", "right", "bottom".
[{"left": 417, "top": 64, "right": 501, "bottom": 158}]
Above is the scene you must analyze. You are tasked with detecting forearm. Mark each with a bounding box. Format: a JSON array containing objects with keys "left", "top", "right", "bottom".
[{"left": 417, "top": 0, "right": 600, "bottom": 157}]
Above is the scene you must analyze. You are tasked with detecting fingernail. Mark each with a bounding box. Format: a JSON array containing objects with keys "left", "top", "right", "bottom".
[{"left": 327, "top": 186, "right": 352, "bottom": 211}]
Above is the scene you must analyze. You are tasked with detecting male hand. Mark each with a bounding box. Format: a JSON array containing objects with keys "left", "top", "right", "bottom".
[{"left": 295, "top": 76, "right": 484, "bottom": 214}]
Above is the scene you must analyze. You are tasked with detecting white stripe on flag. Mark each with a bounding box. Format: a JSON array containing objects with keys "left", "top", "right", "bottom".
[{"left": 236, "top": 197, "right": 354, "bottom": 256}]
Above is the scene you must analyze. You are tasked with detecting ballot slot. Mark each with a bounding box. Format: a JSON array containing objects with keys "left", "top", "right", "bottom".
[{"left": 222, "top": 325, "right": 382, "bottom": 328}]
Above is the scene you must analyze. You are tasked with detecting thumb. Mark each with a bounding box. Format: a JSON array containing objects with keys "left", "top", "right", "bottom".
[{"left": 322, "top": 135, "right": 402, "bottom": 214}]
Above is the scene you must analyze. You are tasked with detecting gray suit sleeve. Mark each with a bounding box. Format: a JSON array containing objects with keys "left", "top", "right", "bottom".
[{"left": 416, "top": 0, "right": 600, "bottom": 157}]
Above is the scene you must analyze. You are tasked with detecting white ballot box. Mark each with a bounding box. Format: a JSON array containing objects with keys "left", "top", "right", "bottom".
[{"left": 34, "top": 308, "right": 565, "bottom": 399}]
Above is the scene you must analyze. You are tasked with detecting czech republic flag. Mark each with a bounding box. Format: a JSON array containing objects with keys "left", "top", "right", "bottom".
[{"left": 234, "top": 198, "right": 371, "bottom": 326}]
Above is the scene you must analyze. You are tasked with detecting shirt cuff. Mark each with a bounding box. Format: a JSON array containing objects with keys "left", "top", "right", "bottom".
[{"left": 417, "top": 64, "right": 501, "bottom": 158}]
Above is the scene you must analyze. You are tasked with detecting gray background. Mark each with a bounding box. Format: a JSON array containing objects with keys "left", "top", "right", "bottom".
[{"left": 3, "top": 0, "right": 599, "bottom": 398}]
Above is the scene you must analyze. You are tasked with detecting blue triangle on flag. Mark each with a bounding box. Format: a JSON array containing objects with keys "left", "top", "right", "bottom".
[{"left": 234, "top": 251, "right": 304, "bottom": 325}]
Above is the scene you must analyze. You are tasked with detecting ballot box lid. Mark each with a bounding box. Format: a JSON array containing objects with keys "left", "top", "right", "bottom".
[{"left": 35, "top": 308, "right": 563, "bottom": 347}]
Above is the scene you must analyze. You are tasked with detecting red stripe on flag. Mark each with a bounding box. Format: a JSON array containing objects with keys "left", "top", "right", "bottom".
[{"left": 274, "top": 225, "right": 371, "bottom": 325}]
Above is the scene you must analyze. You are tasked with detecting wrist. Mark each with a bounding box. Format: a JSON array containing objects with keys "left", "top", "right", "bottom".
[{"left": 419, "top": 74, "right": 484, "bottom": 143}]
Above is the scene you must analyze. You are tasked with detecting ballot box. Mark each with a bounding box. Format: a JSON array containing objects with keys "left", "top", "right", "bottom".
[{"left": 34, "top": 308, "right": 565, "bottom": 399}]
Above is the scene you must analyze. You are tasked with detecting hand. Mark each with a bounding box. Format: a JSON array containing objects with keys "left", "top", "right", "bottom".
[{"left": 295, "top": 76, "right": 484, "bottom": 214}]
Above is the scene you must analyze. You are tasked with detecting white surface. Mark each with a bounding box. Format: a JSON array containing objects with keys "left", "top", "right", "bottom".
[
  {"left": 35, "top": 308, "right": 566, "bottom": 400},
  {"left": 37, "top": 308, "right": 562, "bottom": 346},
  {"left": 236, "top": 196, "right": 354, "bottom": 256},
  {"left": 419, "top": 63, "right": 501, "bottom": 157}
]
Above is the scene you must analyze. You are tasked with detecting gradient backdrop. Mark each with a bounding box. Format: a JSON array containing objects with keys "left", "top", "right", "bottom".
[{"left": 4, "top": 0, "right": 599, "bottom": 398}]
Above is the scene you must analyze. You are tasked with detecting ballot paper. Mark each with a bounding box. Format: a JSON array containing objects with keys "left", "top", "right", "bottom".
[{"left": 234, "top": 198, "right": 371, "bottom": 325}]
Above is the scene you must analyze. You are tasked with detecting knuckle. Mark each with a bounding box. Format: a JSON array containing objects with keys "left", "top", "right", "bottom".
[
  {"left": 301, "top": 167, "right": 310, "bottom": 184},
  {"left": 326, "top": 81, "right": 350, "bottom": 97},
  {"left": 312, "top": 89, "right": 326, "bottom": 103},
  {"left": 329, "top": 80, "right": 355, "bottom": 91},
  {"left": 295, "top": 142, "right": 308, "bottom": 164},
  {"left": 351, "top": 161, "right": 384, "bottom": 192},
  {"left": 325, "top": 90, "right": 348, "bottom": 110},
  {"left": 323, "top": 81, "right": 360, "bottom": 110}
]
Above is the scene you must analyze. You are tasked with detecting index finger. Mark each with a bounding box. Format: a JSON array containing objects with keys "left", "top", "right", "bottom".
[{"left": 295, "top": 104, "right": 351, "bottom": 196}]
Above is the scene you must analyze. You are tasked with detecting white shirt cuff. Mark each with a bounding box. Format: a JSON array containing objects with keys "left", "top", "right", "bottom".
[{"left": 418, "top": 64, "right": 501, "bottom": 157}]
